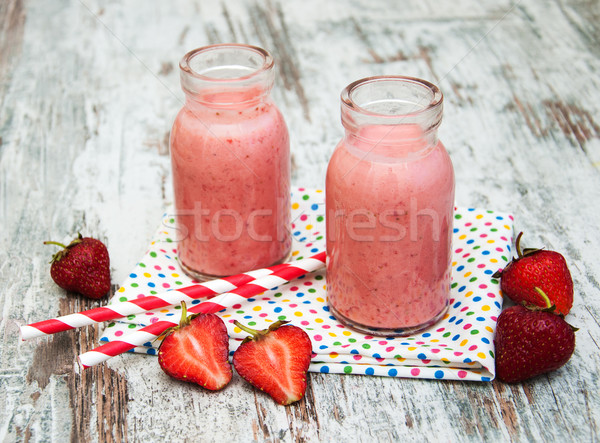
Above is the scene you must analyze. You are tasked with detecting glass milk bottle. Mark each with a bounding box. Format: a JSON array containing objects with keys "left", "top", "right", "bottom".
[
  {"left": 170, "top": 44, "right": 291, "bottom": 279},
  {"left": 326, "top": 76, "right": 455, "bottom": 336}
]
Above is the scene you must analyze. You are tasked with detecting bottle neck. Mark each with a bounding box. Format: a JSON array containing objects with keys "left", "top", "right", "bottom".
[
  {"left": 183, "top": 85, "right": 271, "bottom": 111},
  {"left": 340, "top": 76, "right": 443, "bottom": 157},
  {"left": 179, "top": 44, "right": 274, "bottom": 110}
]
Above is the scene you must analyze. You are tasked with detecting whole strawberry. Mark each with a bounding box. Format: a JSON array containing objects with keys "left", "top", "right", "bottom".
[
  {"left": 44, "top": 233, "right": 111, "bottom": 299},
  {"left": 158, "top": 302, "right": 232, "bottom": 390},
  {"left": 232, "top": 320, "right": 312, "bottom": 405},
  {"left": 495, "top": 305, "right": 576, "bottom": 383},
  {"left": 493, "top": 232, "right": 573, "bottom": 315}
]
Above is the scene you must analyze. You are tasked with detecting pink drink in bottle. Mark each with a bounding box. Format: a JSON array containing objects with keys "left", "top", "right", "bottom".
[
  {"left": 326, "top": 76, "right": 455, "bottom": 335},
  {"left": 170, "top": 44, "right": 291, "bottom": 279}
]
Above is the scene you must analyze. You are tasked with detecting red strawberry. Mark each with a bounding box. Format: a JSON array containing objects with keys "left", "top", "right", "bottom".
[
  {"left": 158, "top": 302, "right": 232, "bottom": 390},
  {"left": 493, "top": 232, "right": 574, "bottom": 315},
  {"left": 495, "top": 305, "right": 576, "bottom": 383},
  {"left": 44, "top": 233, "right": 111, "bottom": 299},
  {"left": 232, "top": 320, "right": 312, "bottom": 405}
]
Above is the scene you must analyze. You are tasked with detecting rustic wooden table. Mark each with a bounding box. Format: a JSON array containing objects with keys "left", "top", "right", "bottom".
[{"left": 2, "top": 0, "right": 600, "bottom": 441}]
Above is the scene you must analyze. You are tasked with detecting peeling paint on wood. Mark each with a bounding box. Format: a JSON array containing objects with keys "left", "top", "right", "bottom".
[
  {"left": 543, "top": 100, "right": 600, "bottom": 149},
  {"left": 2, "top": 0, "right": 600, "bottom": 441}
]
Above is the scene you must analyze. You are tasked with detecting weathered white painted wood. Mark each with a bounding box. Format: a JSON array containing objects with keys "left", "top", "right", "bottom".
[{"left": 1, "top": 0, "right": 599, "bottom": 441}]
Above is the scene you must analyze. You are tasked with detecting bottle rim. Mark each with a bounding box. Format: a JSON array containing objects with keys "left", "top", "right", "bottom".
[
  {"left": 179, "top": 43, "right": 274, "bottom": 82},
  {"left": 341, "top": 75, "right": 443, "bottom": 119}
]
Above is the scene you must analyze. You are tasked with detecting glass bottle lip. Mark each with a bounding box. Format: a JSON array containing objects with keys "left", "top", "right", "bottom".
[
  {"left": 341, "top": 75, "right": 443, "bottom": 128},
  {"left": 179, "top": 43, "right": 274, "bottom": 83}
]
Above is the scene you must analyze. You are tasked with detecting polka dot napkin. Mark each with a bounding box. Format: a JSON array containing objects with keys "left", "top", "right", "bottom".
[{"left": 100, "top": 187, "right": 514, "bottom": 382}]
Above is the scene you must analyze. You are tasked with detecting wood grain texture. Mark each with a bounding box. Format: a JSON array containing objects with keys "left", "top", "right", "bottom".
[{"left": 1, "top": 0, "right": 599, "bottom": 441}]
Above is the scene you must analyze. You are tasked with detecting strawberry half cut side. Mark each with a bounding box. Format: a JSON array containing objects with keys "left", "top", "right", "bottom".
[
  {"left": 232, "top": 320, "right": 312, "bottom": 405},
  {"left": 158, "top": 302, "right": 232, "bottom": 391}
]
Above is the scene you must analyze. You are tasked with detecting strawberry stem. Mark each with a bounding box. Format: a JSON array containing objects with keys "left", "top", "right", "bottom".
[
  {"left": 268, "top": 320, "right": 290, "bottom": 331},
  {"left": 44, "top": 235, "right": 84, "bottom": 262},
  {"left": 234, "top": 320, "right": 261, "bottom": 338},
  {"left": 234, "top": 320, "right": 291, "bottom": 340},
  {"left": 43, "top": 241, "right": 68, "bottom": 248},
  {"left": 155, "top": 301, "right": 192, "bottom": 343},
  {"left": 180, "top": 301, "right": 189, "bottom": 327},
  {"left": 534, "top": 287, "right": 552, "bottom": 309},
  {"left": 515, "top": 232, "right": 524, "bottom": 258}
]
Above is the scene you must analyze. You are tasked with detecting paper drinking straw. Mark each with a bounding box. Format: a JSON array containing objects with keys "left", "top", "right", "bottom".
[
  {"left": 20, "top": 261, "right": 294, "bottom": 340},
  {"left": 77, "top": 251, "right": 326, "bottom": 369}
]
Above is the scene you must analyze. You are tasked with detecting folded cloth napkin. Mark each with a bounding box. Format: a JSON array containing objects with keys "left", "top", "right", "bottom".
[{"left": 100, "top": 187, "right": 514, "bottom": 381}]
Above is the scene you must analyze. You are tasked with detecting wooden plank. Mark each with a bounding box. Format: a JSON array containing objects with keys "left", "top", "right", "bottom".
[{"left": 1, "top": 0, "right": 599, "bottom": 441}]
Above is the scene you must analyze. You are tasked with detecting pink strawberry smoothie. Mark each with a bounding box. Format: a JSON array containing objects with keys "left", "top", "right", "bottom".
[
  {"left": 326, "top": 124, "right": 455, "bottom": 332},
  {"left": 170, "top": 88, "right": 291, "bottom": 278}
]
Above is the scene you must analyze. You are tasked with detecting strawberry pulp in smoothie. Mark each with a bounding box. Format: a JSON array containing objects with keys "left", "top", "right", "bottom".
[
  {"left": 170, "top": 45, "right": 291, "bottom": 278},
  {"left": 326, "top": 76, "right": 455, "bottom": 335}
]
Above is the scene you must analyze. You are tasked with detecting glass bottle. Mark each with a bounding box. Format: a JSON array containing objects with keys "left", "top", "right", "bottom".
[
  {"left": 326, "top": 76, "right": 455, "bottom": 336},
  {"left": 170, "top": 44, "right": 291, "bottom": 279}
]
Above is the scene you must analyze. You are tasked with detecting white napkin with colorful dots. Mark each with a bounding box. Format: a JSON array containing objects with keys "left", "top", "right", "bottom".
[{"left": 100, "top": 188, "right": 514, "bottom": 381}]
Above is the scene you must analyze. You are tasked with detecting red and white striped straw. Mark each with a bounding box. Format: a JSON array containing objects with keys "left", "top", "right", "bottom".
[
  {"left": 77, "top": 251, "right": 326, "bottom": 369},
  {"left": 20, "top": 261, "right": 296, "bottom": 340}
]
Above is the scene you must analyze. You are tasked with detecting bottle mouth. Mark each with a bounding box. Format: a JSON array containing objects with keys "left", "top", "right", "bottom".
[
  {"left": 341, "top": 76, "right": 443, "bottom": 130},
  {"left": 179, "top": 44, "right": 275, "bottom": 107},
  {"left": 180, "top": 44, "right": 274, "bottom": 82}
]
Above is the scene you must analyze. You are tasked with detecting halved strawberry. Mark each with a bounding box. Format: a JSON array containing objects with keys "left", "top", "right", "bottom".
[
  {"left": 158, "top": 302, "right": 232, "bottom": 390},
  {"left": 232, "top": 320, "right": 312, "bottom": 405}
]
